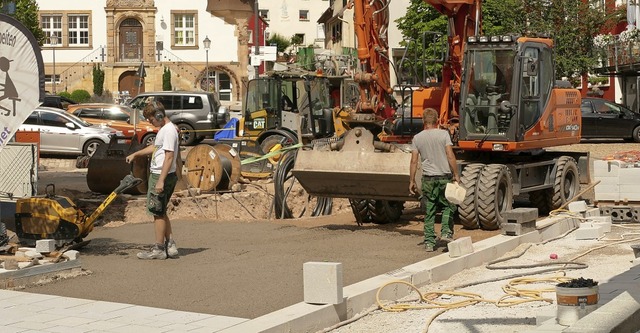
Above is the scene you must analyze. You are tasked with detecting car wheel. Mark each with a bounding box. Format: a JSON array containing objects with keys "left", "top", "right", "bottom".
[
  {"left": 177, "top": 123, "right": 196, "bottom": 146},
  {"left": 83, "top": 139, "right": 103, "bottom": 157},
  {"left": 142, "top": 133, "right": 156, "bottom": 146},
  {"left": 633, "top": 126, "right": 640, "bottom": 143}
]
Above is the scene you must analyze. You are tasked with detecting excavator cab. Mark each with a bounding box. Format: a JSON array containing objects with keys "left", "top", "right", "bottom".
[
  {"left": 240, "top": 72, "right": 335, "bottom": 141},
  {"left": 458, "top": 36, "right": 581, "bottom": 151}
]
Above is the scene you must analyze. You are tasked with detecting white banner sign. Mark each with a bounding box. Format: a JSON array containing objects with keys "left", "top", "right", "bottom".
[{"left": 0, "top": 14, "right": 45, "bottom": 153}]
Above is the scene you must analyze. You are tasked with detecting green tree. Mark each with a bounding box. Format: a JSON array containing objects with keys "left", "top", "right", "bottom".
[
  {"left": 92, "top": 64, "right": 105, "bottom": 96},
  {"left": 395, "top": 0, "right": 624, "bottom": 82},
  {"left": 1, "top": 0, "right": 45, "bottom": 44},
  {"left": 70, "top": 89, "right": 91, "bottom": 103},
  {"left": 162, "top": 67, "right": 172, "bottom": 91},
  {"left": 267, "top": 33, "right": 290, "bottom": 53}
]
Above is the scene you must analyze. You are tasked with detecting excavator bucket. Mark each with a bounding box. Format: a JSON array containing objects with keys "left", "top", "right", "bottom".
[
  {"left": 292, "top": 128, "right": 416, "bottom": 201},
  {"left": 87, "top": 135, "right": 149, "bottom": 194}
]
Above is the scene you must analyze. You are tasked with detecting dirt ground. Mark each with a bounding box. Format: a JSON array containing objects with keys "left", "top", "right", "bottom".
[
  {"left": 15, "top": 142, "right": 638, "bottom": 322},
  {"left": 18, "top": 168, "right": 499, "bottom": 320}
]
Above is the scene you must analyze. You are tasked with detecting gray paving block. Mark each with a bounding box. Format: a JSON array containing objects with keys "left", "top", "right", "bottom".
[
  {"left": 575, "top": 225, "right": 604, "bottom": 240},
  {"left": 35, "top": 239, "right": 55, "bottom": 253},
  {"left": 583, "top": 207, "right": 601, "bottom": 218},
  {"left": 502, "top": 221, "right": 536, "bottom": 236},
  {"left": 303, "top": 262, "right": 343, "bottom": 305},
  {"left": 568, "top": 200, "right": 588, "bottom": 213},
  {"left": 447, "top": 236, "right": 473, "bottom": 258},
  {"left": 504, "top": 207, "right": 539, "bottom": 224}
]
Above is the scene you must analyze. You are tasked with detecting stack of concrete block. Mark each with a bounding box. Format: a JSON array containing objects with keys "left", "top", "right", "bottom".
[
  {"left": 594, "top": 160, "right": 640, "bottom": 202},
  {"left": 502, "top": 208, "right": 538, "bottom": 236}
]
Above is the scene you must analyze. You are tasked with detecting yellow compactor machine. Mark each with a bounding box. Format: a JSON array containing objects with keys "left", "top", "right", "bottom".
[{"left": 15, "top": 174, "right": 142, "bottom": 247}]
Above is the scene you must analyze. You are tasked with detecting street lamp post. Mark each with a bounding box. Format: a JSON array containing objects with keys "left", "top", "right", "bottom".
[
  {"left": 50, "top": 34, "right": 58, "bottom": 94},
  {"left": 203, "top": 36, "right": 211, "bottom": 92}
]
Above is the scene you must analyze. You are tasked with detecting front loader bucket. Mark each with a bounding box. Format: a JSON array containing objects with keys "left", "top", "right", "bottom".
[
  {"left": 87, "top": 136, "right": 149, "bottom": 195},
  {"left": 292, "top": 128, "right": 416, "bottom": 201}
]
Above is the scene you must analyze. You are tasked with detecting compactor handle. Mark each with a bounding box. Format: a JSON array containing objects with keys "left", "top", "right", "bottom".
[{"left": 45, "top": 183, "right": 56, "bottom": 198}]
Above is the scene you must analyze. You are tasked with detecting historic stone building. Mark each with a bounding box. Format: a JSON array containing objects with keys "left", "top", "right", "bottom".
[{"left": 38, "top": 0, "right": 246, "bottom": 109}]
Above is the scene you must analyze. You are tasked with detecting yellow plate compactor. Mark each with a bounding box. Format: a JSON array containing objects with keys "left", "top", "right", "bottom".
[{"left": 15, "top": 174, "right": 142, "bottom": 247}]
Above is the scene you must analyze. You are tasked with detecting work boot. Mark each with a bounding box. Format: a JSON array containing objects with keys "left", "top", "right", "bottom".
[
  {"left": 166, "top": 239, "right": 179, "bottom": 258},
  {"left": 137, "top": 244, "right": 167, "bottom": 260},
  {"left": 441, "top": 235, "right": 454, "bottom": 244},
  {"left": 425, "top": 244, "right": 435, "bottom": 252}
]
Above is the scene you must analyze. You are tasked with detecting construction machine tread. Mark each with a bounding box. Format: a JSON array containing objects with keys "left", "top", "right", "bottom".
[
  {"left": 529, "top": 190, "right": 552, "bottom": 216},
  {"left": 371, "top": 200, "right": 404, "bottom": 224},
  {"left": 350, "top": 199, "right": 375, "bottom": 224},
  {"left": 459, "top": 163, "right": 485, "bottom": 229},
  {"left": 550, "top": 156, "right": 580, "bottom": 211},
  {"left": 477, "top": 164, "right": 513, "bottom": 230}
]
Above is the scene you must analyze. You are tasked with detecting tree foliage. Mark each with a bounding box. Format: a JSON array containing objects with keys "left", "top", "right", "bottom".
[
  {"left": 396, "top": 0, "right": 625, "bottom": 81},
  {"left": 70, "top": 89, "right": 91, "bottom": 103},
  {"left": 1, "top": 0, "right": 45, "bottom": 44},
  {"left": 267, "top": 33, "right": 291, "bottom": 53},
  {"left": 92, "top": 64, "right": 105, "bottom": 96},
  {"left": 162, "top": 67, "right": 172, "bottom": 91}
]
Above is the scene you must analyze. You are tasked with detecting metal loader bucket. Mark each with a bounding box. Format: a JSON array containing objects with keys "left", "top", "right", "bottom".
[
  {"left": 292, "top": 128, "right": 415, "bottom": 201},
  {"left": 87, "top": 136, "right": 149, "bottom": 195}
]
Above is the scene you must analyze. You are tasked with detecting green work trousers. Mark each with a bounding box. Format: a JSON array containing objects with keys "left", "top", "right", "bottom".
[{"left": 422, "top": 178, "right": 457, "bottom": 246}]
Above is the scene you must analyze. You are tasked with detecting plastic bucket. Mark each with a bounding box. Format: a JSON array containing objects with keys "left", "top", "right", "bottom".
[
  {"left": 445, "top": 182, "right": 466, "bottom": 205},
  {"left": 556, "top": 286, "right": 599, "bottom": 325}
]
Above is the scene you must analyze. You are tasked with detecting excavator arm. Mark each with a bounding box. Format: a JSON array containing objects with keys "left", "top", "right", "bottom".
[
  {"left": 353, "top": 0, "right": 394, "bottom": 119},
  {"left": 351, "top": 0, "right": 481, "bottom": 129},
  {"left": 424, "top": 0, "right": 481, "bottom": 125}
]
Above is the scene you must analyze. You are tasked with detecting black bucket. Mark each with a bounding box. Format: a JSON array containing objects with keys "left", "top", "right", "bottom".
[{"left": 86, "top": 135, "right": 149, "bottom": 194}]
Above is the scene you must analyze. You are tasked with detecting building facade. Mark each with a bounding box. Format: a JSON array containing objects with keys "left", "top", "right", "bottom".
[{"left": 38, "top": 0, "right": 247, "bottom": 110}]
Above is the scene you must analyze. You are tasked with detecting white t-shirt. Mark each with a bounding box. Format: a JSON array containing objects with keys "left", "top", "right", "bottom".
[{"left": 150, "top": 122, "right": 179, "bottom": 174}]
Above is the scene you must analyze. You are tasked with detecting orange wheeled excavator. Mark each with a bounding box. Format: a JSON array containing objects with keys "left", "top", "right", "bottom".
[{"left": 292, "top": 0, "right": 588, "bottom": 229}]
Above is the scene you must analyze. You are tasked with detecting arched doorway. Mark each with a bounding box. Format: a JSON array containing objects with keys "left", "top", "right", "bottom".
[
  {"left": 119, "top": 70, "right": 145, "bottom": 98},
  {"left": 119, "top": 18, "right": 143, "bottom": 61}
]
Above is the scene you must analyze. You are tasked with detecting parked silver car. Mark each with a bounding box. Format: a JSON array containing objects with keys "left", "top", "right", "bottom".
[{"left": 19, "top": 107, "right": 120, "bottom": 156}]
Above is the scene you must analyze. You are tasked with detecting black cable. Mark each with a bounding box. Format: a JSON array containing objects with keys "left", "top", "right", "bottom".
[{"left": 273, "top": 150, "right": 333, "bottom": 219}]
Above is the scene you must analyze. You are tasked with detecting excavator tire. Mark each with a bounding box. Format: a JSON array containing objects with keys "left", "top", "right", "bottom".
[
  {"left": 349, "top": 199, "right": 403, "bottom": 225},
  {"left": 477, "top": 164, "right": 513, "bottom": 230},
  {"left": 529, "top": 190, "right": 552, "bottom": 216},
  {"left": 550, "top": 156, "right": 580, "bottom": 210},
  {"left": 458, "top": 163, "right": 485, "bottom": 229},
  {"left": 349, "top": 199, "right": 375, "bottom": 224},
  {"left": 371, "top": 200, "right": 404, "bottom": 224}
]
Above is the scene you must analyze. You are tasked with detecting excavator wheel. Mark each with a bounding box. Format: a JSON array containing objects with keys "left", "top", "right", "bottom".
[
  {"left": 371, "top": 200, "right": 404, "bottom": 224},
  {"left": 477, "top": 164, "right": 513, "bottom": 230},
  {"left": 550, "top": 156, "right": 580, "bottom": 211},
  {"left": 349, "top": 199, "right": 375, "bottom": 224},
  {"left": 458, "top": 163, "right": 485, "bottom": 229},
  {"left": 349, "top": 199, "right": 403, "bottom": 225},
  {"left": 529, "top": 190, "right": 552, "bottom": 216}
]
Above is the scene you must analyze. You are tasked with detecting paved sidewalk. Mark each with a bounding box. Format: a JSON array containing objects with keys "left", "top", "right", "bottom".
[{"left": 0, "top": 289, "right": 248, "bottom": 333}]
